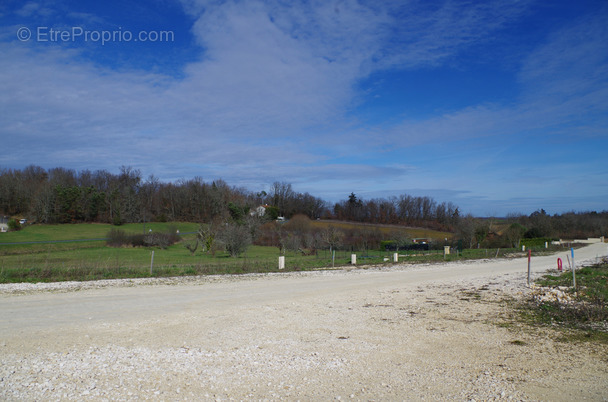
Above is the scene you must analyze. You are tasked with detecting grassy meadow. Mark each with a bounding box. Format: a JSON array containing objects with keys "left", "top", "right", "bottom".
[
  {"left": 0, "top": 222, "right": 200, "bottom": 243},
  {"left": 0, "top": 221, "right": 525, "bottom": 283}
]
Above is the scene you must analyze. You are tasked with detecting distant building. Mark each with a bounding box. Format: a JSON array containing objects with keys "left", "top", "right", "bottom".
[{"left": 250, "top": 205, "right": 268, "bottom": 217}]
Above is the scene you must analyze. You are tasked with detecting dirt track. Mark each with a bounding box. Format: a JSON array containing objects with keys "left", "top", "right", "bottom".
[{"left": 1, "top": 243, "right": 607, "bottom": 400}]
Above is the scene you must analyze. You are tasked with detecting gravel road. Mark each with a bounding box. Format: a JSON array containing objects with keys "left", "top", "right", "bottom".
[{"left": 1, "top": 243, "right": 607, "bottom": 401}]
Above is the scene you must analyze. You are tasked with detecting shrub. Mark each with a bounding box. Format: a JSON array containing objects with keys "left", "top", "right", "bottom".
[
  {"left": 254, "top": 222, "right": 281, "bottom": 247},
  {"left": 106, "top": 228, "right": 129, "bottom": 247},
  {"left": 219, "top": 222, "right": 252, "bottom": 257},
  {"left": 380, "top": 240, "right": 397, "bottom": 250},
  {"left": 520, "top": 237, "right": 556, "bottom": 248},
  {"left": 144, "top": 232, "right": 179, "bottom": 249},
  {"left": 112, "top": 213, "right": 123, "bottom": 226},
  {"left": 129, "top": 233, "right": 146, "bottom": 247},
  {"left": 381, "top": 240, "right": 429, "bottom": 251},
  {"left": 106, "top": 228, "right": 179, "bottom": 249},
  {"left": 7, "top": 219, "right": 21, "bottom": 231},
  {"left": 284, "top": 214, "right": 311, "bottom": 233}
]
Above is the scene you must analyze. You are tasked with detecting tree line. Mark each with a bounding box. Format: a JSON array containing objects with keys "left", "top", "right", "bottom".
[
  {"left": 333, "top": 192, "right": 460, "bottom": 230},
  {"left": 0, "top": 165, "right": 461, "bottom": 230},
  {"left": 0, "top": 165, "right": 325, "bottom": 225},
  {"left": 510, "top": 209, "right": 608, "bottom": 241},
  {"left": 1, "top": 166, "right": 605, "bottom": 247},
  {"left": 454, "top": 209, "right": 608, "bottom": 250}
]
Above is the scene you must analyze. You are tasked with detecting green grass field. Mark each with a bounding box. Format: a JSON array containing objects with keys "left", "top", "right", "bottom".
[
  {"left": 0, "top": 222, "right": 200, "bottom": 243},
  {"left": 0, "top": 222, "right": 523, "bottom": 283}
]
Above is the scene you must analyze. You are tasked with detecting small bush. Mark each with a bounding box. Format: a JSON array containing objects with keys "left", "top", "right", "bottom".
[
  {"left": 112, "top": 213, "right": 123, "bottom": 226},
  {"left": 144, "top": 232, "right": 179, "bottom": 249},
  {"left": 220, "top": 223, "right": 252, "bottom": 257},
  {"left": 521, "top": 237, "right": 557, "bottom": 248},
  {"left": 382, "top": 240, "right": 429, "bottom": 251},
  {"left": 380, "top": 240, "right": 396, "bottom": 250},
  {"left": 106, "top": 228, "right": 129, "bottom": 247},
  {"left": 130, "top": 233, "right": 146, "bottom": 247},
  {"left": 106, "top": 229, "right": 179, "bottom": 249},
  {"left": 284, "top": 214, "right": 311, "bottom": 233},
  {"left": 7, "top": 219, "right": 21, "bottom": 231}
]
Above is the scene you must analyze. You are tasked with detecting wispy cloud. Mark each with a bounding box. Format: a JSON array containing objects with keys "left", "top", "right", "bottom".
[
  {"left": 379, "top": 6, "right": 608, "bottom": 145},
  {"left": 373, "top": 0, "right": 532, "bottom": 69},
  {"left": 15, "top": 1, "right": 54, "bottom": 18},
  {"left": 0, "top": 0, "right": 606, "bottom": 214}
]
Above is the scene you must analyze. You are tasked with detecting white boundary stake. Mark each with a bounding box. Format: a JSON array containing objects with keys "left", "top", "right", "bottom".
[
  {"left": 393, "top": 253, "right": 398, "bottom": 263},
  {"left": 150, "top": 250, "right": 154, "bottom": 275},
  {"left": 278, "top": 256, "right": 285, "bottom": 270},
  {"left": 527, "top": 249, "right": 531, "bottom": 287},
  {"left": 351, "top": 254, "right": 356, "bottom": 265}
]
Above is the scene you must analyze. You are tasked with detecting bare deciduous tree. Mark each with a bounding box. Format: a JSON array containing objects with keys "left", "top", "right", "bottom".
[
  {"left": 219, "top": 222, "right": 252, "bottom": 257},
  {"left": 320, "top": 225, "right": 343, "bottom": 254}
]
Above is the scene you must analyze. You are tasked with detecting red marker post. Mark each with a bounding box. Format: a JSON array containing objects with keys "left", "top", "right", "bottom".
[{"left": 557, "top": 257, "right": 563, "bottom": 272}]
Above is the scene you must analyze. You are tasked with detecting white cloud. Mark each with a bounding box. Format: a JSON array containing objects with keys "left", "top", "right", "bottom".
[
  {"left": 172, "top": 0, "right": 378, "bottom": 137},
  {"left": 1, "top": 0, "right": 606, "bottom": 215},
  {"left": 365, "top": 0, "right": 532, "bottom": 70}
]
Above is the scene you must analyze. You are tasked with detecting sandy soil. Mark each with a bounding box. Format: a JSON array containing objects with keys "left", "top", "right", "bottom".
[{"left": 1, "top": 243, "right": 607, "bottom": 401}]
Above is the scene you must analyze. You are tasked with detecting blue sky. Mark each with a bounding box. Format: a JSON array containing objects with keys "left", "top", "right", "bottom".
[{"left": 1, "top": 0, "right": 606, "bottom": 217}]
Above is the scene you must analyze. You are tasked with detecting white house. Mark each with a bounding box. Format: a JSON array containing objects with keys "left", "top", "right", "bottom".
[{"left": 250, "top": 205, "right": 267, "bottom": 217}]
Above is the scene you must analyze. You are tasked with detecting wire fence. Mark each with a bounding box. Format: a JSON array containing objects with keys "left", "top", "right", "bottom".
[{"left": 0, "top": 240, "right": 581, "bottom": 284}]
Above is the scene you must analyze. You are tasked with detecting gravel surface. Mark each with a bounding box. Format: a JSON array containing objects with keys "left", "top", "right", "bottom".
[{"left": 1, "top": 243, "right": 607, "bottom": 401}]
